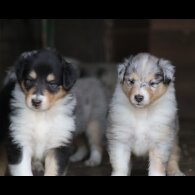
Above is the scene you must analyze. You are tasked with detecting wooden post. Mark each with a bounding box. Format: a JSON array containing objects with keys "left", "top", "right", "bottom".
[{"left": 42, "top": 19, "right": 55, "bottom": 48}]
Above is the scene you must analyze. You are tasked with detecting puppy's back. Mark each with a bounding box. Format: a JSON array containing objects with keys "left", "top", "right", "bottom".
[{"left": 71, "top": 77, "right": 107, "bottom": 133}]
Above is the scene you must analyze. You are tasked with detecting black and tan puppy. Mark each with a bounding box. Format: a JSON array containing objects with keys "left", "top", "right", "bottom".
[{"left": 0, "top": 48, "right": 77, "bottom": 176}]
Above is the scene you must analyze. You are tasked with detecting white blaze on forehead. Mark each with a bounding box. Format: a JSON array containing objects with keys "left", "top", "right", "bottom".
[
  {"left": 127, "top": 53, "right": 160, "bottom": 82},
  {"left": 140, "top": 56, "right": 149, "bottom": 72},
  {"left": 32, "top": 94, "right": 44, "bottom": 101}
]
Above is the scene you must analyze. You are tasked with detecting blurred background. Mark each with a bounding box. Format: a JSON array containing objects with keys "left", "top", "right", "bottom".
[{"left": 0, "top": 19, "right": 195, "bottom": 176}]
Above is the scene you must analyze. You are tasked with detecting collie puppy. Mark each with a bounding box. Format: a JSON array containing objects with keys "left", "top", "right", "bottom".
[
  {"left": 0, "top": 48, "right": 77, "bottom": 176},
  {"left": 70, "top": 77, "right": 107, "bottom": 167},
  {"left": 107, "top": 53, "right": 184, "bottom": 176}
]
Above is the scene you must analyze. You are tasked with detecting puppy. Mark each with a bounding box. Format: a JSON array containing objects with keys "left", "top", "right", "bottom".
[
  {"left": 0, "top": 48, "right": 77, "bottom": 176},
  {"left": 107, "top": 53, "right": 184, "bottom": 176},
  {"left": 70, "top": 77, "right": 107, "bottom": 167}
]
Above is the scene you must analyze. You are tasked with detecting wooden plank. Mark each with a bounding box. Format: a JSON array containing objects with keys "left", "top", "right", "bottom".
[
  {"left": 111, "top": 29, "right": 149, "bottom": 62},
  {"left": 150, "top": 31, "right": 195, "bottom": 65},
  {"left": 151, "top": 19, "right": 195, "bottom": 31},
  {"left": 54, "top": 19, "right": 106, "bottom": 62}
]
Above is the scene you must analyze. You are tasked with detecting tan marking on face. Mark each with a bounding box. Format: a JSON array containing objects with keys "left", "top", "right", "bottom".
[
  {"left": 122, "top": 81, "right": 137, "bottom": 99},
  {"left": 47, "top": 74, "right": 55, "bottom": 82},
  {"left": 122, "top": 72, "right": 138, "bottom": 99},
  {"left": 24, "top": 87, "right": 36, "bottom": 104},
  {"left": 43, "top": 87, "right": 66, "bottom": 109},
  {"left": 21, "top": 81, "right": 36, "bottom": 106},
  {"left": 44, "top": 150, "right": 58, "bottom": 176},
  {"left": 29, "top": 71, "right": 37, "bottom": 80},
  {"left": 145, "top": 74, "right": 156, "bottom": 83},
  {"left": 125, "top": 72, "right": 139, "bottom": 81},
  {"left": 144, "top": 74, "right": 167, "bottom": 105},
  {"left": 146, "top": 83, "right": 167, "bottom": 105},
  {"left": 122, "top": 82, "right": 134, "bottom": 99},
  {"left": 122, "top": 72, "right": 168, "bottom": 107}
]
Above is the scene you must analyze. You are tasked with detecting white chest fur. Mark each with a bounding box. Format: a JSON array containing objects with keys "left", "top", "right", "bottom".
[
  {"left": 127, "top": 109, "right": 166, "bottom": 156},
  {"left": 10, "top": 85, "right": 76, "bottom": 160},
  {"left": 109, "top": 84, "right": 177, "bottom": 157}
]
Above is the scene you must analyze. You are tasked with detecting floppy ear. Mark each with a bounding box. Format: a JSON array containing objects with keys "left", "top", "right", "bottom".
[
  {"left": 157, "top": 59, "right": 175, "bottom": 85},
  {"left": 118, "top": 63, "right": 127, "bottom": 83},
  {"left": 63, "top": 60, "right": 78, "bottom": 91},
  {"left": 15, "top": 51, "right": 37, "bottom": 82},
  {"left": 118, "top": 55, "right": 134, "bottom": 83}
]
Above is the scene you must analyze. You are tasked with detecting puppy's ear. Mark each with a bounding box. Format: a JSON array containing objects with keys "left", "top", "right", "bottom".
[
  {"left": 118, "top": 63, "right": 127, "bottom": 83},
  {"left": 63, "top": 60, "right": 78, "bottom": 91},
  {"left": 158, "top": 59, "right": 175, "bottom": 85},
  {"left": 15, "top": 51, "right": 37, "bottom": 82},
  {"left": 118, "top": 55, "right": 134, "bottom": 83}
]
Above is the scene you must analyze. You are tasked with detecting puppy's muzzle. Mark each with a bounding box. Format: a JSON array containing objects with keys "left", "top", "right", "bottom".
[
  {"left": 135, "top": 95, "right": 144, "bottom": 103},
  {"left": 32, "top": 99, "right": 42, "bottom": 108}
]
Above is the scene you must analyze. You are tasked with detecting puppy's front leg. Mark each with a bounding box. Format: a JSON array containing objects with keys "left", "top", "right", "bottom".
[
  {"left": 85, "top": 120, "right": 103, "bottom": 167},
  {"left": 167, "top": 142, "right": 185, "bottom": 176},
  {"left": 149, "top": 149, "right": 167, "bottom": 176},
  {"left": 9, "top": 148, "right": 33, "bottom": 176},
  {"left": 109, "top": 141, "right": 131, "bottom": 176},
  {"left": 44, "top": 146, "right": 72, "bottom": 176},
  {"left": 44, "top": 150, "right": 58, "bottom": 176}
]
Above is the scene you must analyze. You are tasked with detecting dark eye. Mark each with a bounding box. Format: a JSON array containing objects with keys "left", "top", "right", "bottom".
[
  {"left": 150, "top": 82, "right": 158, "bottom": 88},
  {"left": 127, "top": 79, "right": 135, "bottom": 86},
  {"left": 48, "top": 82, "right": 58, "bottom": 90},
  {"left": 24, "top": 79, "right": 34, "bottom": 88}
]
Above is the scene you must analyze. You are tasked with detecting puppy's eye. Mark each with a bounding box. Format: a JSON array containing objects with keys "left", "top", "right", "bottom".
[
  {"left": 150, "top": 82, "right": 158, "bottom": 88},
  {"left": 48, "top": 82, "right": 58, "bottom": 90},
  {"left": 127, "top": 79, "right": 135, "bottom": 86},
  {"left": 24, "top": 79, "right": 34, "bottom": 88}
]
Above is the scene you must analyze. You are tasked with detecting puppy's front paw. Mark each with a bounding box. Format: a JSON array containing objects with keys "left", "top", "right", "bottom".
[
  {"left": 111, "top": 171, "right": 128, "bottom": 176},
  {"left": 70, "top": 155, "right": 83, "bottom": 163},
  {"left": 84, "top": 159, "right": 101, "bottom": 167},
  {"left": 84, "top": 150, "right": 102, "bottom": 167},
  {"left": 32, "top": 161, "right": 44, "bottom": 173},
  {"left": 167, "top": 171, "right": 185, "bottom": 176},
  {"left": 70, "top": 146, "right": 88, "bottom": 163}
]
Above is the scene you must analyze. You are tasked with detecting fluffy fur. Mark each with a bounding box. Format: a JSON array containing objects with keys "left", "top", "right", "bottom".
[
  {"left": 70, "top": 78, "right": 107, "bottom": 166},
  {"left": 9, "top": 84, "right": 76, "bottom": 176},
  {"left": 0, "top": 48, "right": 77, "bottom": 176},
  {"left": 107, "top": 53, "right": 184, "bottom": 176}
]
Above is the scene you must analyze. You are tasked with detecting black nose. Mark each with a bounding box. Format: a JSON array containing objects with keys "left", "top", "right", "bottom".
[
  {"left": 32, "top": 99, "right": 42, "bottom": 108},
  {"left": 135, "top": 95, "right": 144, "bottom": 103}
]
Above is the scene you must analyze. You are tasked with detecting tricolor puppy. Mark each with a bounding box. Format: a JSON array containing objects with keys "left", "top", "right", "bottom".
[
  {"left": 0, "top": 48, "right": 77, "bottom": 176},
  {"left": 107, "top": 53, "right": 184, "bottom": 176}
]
